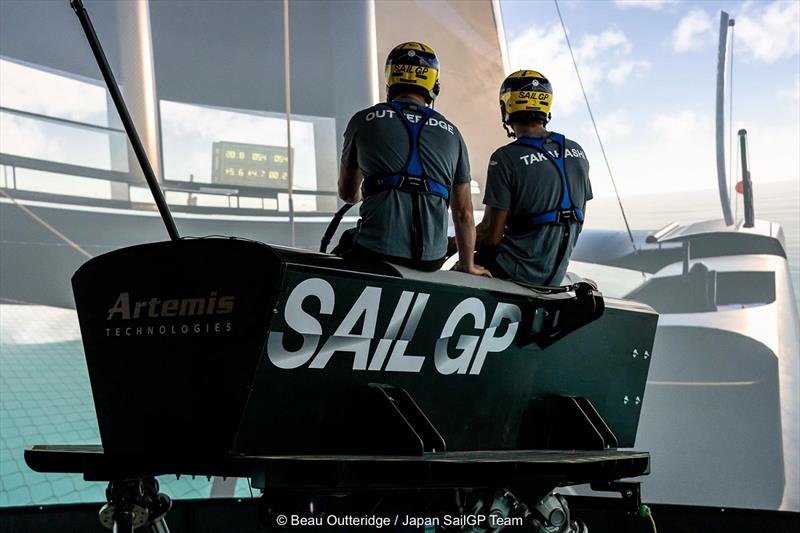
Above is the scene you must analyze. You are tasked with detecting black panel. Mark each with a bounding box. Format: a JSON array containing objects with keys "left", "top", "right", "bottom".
[
  {"left": 25, "top": 445, "right": 650, "bottom": 489},
  {"left": 72, "top": 238, "right": 281, "bottom": 457},
  {"left": 233, "top": 263, "right": 655, "bottom": 454},
  {"left": 716, "top": 271, "right": 776, "bottom": 305},
  {"left": 627, "top": 269, "right": 777, "bottom": 313},
  {"left": 689, "top": 233, "right": 786, "bottom": 260}
]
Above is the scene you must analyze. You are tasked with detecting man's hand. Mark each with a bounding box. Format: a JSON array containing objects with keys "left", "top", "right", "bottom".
[
  {"left": 476, "top": 206, "right": 507, "bottom": 248},
  {"left": 454, "top": 261, "right": 492, "bottom": 278}
]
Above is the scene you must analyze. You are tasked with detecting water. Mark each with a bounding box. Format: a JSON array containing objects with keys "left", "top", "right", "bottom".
[{"left": 584, "top": 179, "right": 800, "bottom": 309}]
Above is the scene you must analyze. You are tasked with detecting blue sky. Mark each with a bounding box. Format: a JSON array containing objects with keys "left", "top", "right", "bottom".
[{"left": 500, "top": 0, "right": 800, "bottom": 197}]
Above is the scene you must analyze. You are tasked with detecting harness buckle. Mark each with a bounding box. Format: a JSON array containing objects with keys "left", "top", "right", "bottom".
[
  {"left": 399, "top": 175, "right": 429, "bottom": 193},
  {"left": 557, "top": 209, "right": 577, "bottom": 223}
]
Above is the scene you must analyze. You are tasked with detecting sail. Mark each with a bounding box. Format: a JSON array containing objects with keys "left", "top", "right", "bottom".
[{"left": 375, "top": 0, "right": 510, "bottom": 197}]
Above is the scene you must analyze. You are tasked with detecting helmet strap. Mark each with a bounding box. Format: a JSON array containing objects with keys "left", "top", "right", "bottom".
[{"left": 503, "top": 123, "right": 516, "bottom": 138}]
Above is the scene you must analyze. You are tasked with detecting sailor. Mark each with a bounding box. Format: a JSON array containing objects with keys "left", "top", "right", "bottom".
[
  {"left": 337, "top": 42, "right": 489, "bottom": 276},
  {"left": 474, "top": 70, "right": 593, "bottom": 285}
]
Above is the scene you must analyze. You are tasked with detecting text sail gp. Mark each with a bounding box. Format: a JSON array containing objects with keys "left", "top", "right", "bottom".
[{"left": 267, "top": 276, "right": 521, "bottom": 375}]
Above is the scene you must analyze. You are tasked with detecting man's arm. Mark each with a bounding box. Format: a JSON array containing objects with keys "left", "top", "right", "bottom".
[
  {"left": 451, "top": 182, "right": 491, "bottom": 277},
  {"left": 476, "top": 206, "right": 508, "bottom": 248},
  {"left": 338, "top": 162, "right": 363, "bottom": 204},
  {"left": 338, "top": 113, "right": 362, "bottom": 204}
]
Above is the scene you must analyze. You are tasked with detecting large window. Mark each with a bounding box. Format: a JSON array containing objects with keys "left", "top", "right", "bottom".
[
  {"left": 0, "top": 58, "right": 128, "bottom": 174},
  {"left": 159, "top": 99, "right": 336, "bottom": 195},
  {"left": 0, "top": 58, "right": 108, "bottom": 126}
]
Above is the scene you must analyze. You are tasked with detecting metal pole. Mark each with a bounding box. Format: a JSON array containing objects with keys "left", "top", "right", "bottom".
[
  {"left": 70, "top": 0, "right": 180, "bottom": 241},
  {"left": 283, "top": 0, "right": 295, "bottom": 247},
  {"left": 715, "top": 11, "right": 735, "bottom": 226},
  {"left": 738, "top": 129, "right": 754, "bottom": 228}
]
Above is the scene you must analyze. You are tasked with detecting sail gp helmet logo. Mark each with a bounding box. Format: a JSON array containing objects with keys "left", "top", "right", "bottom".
[{"left": 266, "top": 278, "right": 521, "bottom": 375}]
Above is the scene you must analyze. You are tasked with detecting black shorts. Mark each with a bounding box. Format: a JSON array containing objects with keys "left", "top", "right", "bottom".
[{"left": 474, "top": 246, "right": 511, "bottom": 280}]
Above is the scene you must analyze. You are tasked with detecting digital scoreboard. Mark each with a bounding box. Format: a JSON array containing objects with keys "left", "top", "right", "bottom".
[{"left": 211, "top": 141, "right": 291, "bottom": 189}]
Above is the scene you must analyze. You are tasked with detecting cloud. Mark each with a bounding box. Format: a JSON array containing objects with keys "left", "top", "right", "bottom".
[
  {"left": 0, "top": 113, "right": 113, "bottom": 170},
  {"left": 0, "top": 59, "right": 107, "bottom": 126},
  {"left": 586, "top": 107, "right": 799, "bottom": 197},
  {"left": 651, "top": 109, "right": 709, "bottom": 138},
  {"left": 735, "top": 1, "right": 800, "bottom": 64},
  {"left": 507, "top": 25, "right": 650, "bottom": 116},
  {"left": 0, "top": 114, "right": 65, "bottom": 162},
  {"left": 585, "top": 109, "right": 717, "bottom": 196},
  {"left": 672, "top": 9, "right": 713, "bottom": 52},
  {"left": 594, "top": 109, "right": 634, "bottom": 139},
  {"left": 736, "top": 121, "right": 800, "bottom": 184},
  {"left": 615, "top": 0, "right": 678, "bottom": 10},
  {"left": 608, "top": 60, "right": 651, "bottom": 85}
]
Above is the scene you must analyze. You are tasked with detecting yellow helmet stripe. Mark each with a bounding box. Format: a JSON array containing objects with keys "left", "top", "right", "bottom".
[{"left": 385, "top": 65, "right": 439, "bottom": 92}]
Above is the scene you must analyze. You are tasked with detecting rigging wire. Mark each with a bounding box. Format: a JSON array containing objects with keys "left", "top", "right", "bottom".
[
  {"left": 0, "top": 188, "right": 93, "bottom": 259},
  {"left": 553, "top": 0, "right": 636, "bottom": 253},
  {"left": 283, "top": 0, "right": 296, "bottom": 247}
]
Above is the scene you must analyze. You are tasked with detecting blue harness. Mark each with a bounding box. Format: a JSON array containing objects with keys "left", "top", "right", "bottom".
[
  {"left": 361, "top": 101, "right": 450, "bottom": 201},
  {"left": 506, "top": 132, "right": 585, "bottom": 286},
  {"left": 510, "top": 132, "right": 584, "bottom": 232},
  {"left": 361, "top": 101, "right": 450, "bottom": 261}
]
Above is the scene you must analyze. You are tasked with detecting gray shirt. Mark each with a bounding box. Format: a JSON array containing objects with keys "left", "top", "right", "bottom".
[
  {"left": 341, "top": 98, "right": 471, "bottom": 260},
  {"left": 483, "top": 131, "right": 593, "bottom": 284}
]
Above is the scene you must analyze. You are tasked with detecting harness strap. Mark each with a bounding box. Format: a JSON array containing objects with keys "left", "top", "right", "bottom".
[
  {"left": 361, "top": 103, "right": 449, "bottom": 201},
  {"left": 320, "top": 202, "right": 355, "bottom": 253},
  {"left": 510, "top": 133, "right": 584, "bottom": 231},
  {"left": 544, "top": 223, "right": 572, "bottom": 286},
  {"left": 363, "top": 173, "right": 450, "bottom": 200},
  {"left": 361, "top": 101, "right": 450, "bottom": 261},
  {"left": 510, "top": 132, "right": 584, "bottom": 286}
]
